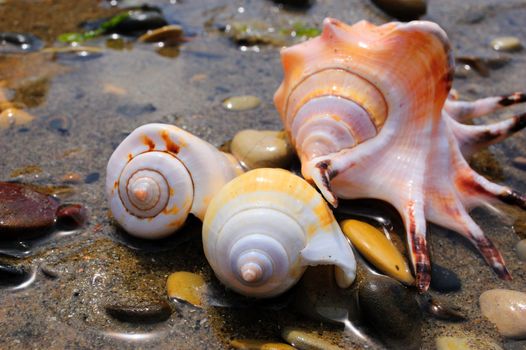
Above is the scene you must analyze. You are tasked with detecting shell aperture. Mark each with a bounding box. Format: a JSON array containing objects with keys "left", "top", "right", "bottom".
[
  {"left": 202, "top": 168, "right": 356, "bottom": 298},
  {"left": 275, "top": 18, "right": 526, "bottom": 291},
  {"left": 106, "top": 123, "right": 243, "bottom": 239}
]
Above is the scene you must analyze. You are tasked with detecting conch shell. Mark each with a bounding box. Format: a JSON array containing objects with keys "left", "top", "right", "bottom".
[
  {"left": 106, "top": 123, "right": 243, "bottom": 239},
  {"left": 274, "top": 18, "right": 526, "bottom": 291},
  {"left": 202, "top": 168, "right": 356, "bottom": 298}
]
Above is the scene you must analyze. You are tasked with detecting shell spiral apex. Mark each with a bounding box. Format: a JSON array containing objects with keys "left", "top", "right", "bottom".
[
  {"left": 202, "top": 168, "right": 356, "bottom": 298},
  {"left": 106, "top": 123, "right": 243, "bottom": 239},
  {"left": 275, "top": 18, "right": 526, "bottom": 292}
]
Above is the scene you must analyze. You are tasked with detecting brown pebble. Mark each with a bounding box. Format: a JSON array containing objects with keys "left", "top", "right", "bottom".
[
  {"left": 0, "top": 182, "right": 59, "bottom": 237},
  {"left": 56, "top": 204, "right": 88, "bottom": 229},
  {"left": 166, "top": 271, "right": 206, "bottom": 307},
  {"left": 105, "top": 300, "right": 173, "bottom": 324},
  {"left": 491, "top": 36, "right": 523, "bottom": 52},
  {"left": 512, "top": 156, "right": 526, "bottom": 170},
  {"left": 230, "top": 339, "right": 296, "bottom": 350},
  {"left": 61, "top": 172, "right": 82, "bottom": 184},
  {"left": 138, "top": 25, "right": 184, "bottom": 44}
]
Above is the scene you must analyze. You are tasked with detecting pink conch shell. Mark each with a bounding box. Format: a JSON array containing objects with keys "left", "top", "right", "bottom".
[{"left": 274, "top": 18, "right": 526, "bottom": 291}]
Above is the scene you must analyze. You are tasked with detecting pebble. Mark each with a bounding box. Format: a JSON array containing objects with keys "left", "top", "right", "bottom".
[
  {"left": 0, "top": 32, "right": 43, "bottom": 53},
  {"left": 48, "top": 115, "right": 72, "bottom": 134},
  {"left": 512, "top": 156, "right": 526, "bottom": 171},
  {"left": 516, "top": 239, "right": 526, "bottom": 261},
  {"left": 84, "top": 172, "right": 100, "bottom": 184},
  {"left": 491, "top": 36, "right": 522, "bottom": 52},
  {"left": 358, "top": 274, "right": 422, "bottom": 349},
  {"left": 0, "top": 262, "right": 29, "bottom": 286},
  {"left": 138, "top": 24, "right": 183, "bottom": 45},
  {"left": 340, "top": 219, "right": 414, "bottom": 285},
  {"left": 222, "top": 95, "right": 261, "bottom": 111},
  {"left": 230, "top": 339, "right": 295, "bottom": 350},
  {"left": 480, "top": 289, "right": 526, "bottom": 339},
  {"left": 416, "top": 293, "right": 466, "bottom": 322},
  {"left": 436, "top": 336, "right": 503, "bottom": 350},
  {"left": 430, "top": 263, "right": 461, "bottom": 293},
  {"left": 113, "top": 9, "right": 168, "bottom": 34},
  {"left": 61, "top": 172, "right": 82, "bottom": 184},
  {"left": 105, "top": 300, "right": 172, "bottom": 324},
  {"left": 370, "top": 0, "right": 426, "bottom": 21},
  {"left": 230, "top": 130, "right": 294, "bottom": 170},
  {"left": 44, "top": 46, "right": 103, "bottom": 61},
  {"left": 281, "top": 327, "right": 344, "bottom": 350},
  {"left": 56, "top": 204, "right": 88, "bottom": 230},
  {"left": 166, "top": 271, "right": 206, "bottom": 307},
  {"left": 0, "top": 107, "right": 35, "bottom": 129},
  {"left": 0, "top": 182, "right": 59, "bottom": 237}
]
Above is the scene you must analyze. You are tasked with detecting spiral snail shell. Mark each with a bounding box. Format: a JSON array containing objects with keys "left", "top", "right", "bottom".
[
  {"left": 106, "top": 123, "right": 243, "bottom": 239},
  {"left": 274, "top": 18, "right": 526, "bottom": 291},
  {"left": 202, "top": 168, "right": 356, "bottom": 298}
]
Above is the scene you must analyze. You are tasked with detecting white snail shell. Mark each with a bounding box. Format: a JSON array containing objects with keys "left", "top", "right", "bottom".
[
  {"left": 106, "top": 123, "right": 243, "bottom": 239},
  {"left": 202, "top": 168, "right": 356, "bottom": 298}
]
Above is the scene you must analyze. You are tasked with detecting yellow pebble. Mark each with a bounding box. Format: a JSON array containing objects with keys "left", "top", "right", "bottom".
[
  {"left": 230, "top": 339, "right": 296, "bottom": 350},
  {"left": 339, "top": 219, "right": 414, "bottom": 285},
  {"left": 0, "top": 108, "right": 34, "bottom": 129},
  {"left": 166, "top": 271, "right": 206, "bottom": 307}
]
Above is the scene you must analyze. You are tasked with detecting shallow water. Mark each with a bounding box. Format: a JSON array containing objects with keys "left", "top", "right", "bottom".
[{"left": 1, "top": 0, "right": 526, "bottom": 349}]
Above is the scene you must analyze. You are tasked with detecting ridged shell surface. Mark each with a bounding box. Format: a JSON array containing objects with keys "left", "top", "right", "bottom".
[
  {"left": 106, "top": 123, "right": 243, "bottom": 239},
  {"left": 202, "top": 168, "right": 356, "bottom": 298}
]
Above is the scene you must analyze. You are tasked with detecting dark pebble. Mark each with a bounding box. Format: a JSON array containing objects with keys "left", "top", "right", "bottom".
[
  {"left": 415, "top": 293, "right": 466, "bottom": 322},
  {"left": 112, "top": 10, "right": 168, "bottom": 35},
  {"left": 358, "top": 274, "right": 422, "bottom": 350},
  {"left": 48, "top": 115, "right": 72, "bottom": 134},
  {"left": 371, "top": 0, "right": 426, "bottom": 21},
  {"left": 105, "top": 300, "right": 173, "bottom": 324},
  {"left": 430, "top": 263, "right": 461, "bottom": 293},
  {"left": 0, "top": 32, "right": 43, "bottom": 53},
  {"left": 0, "top": 262, "right": 29, "bottom": 286},
  {"left": 116, "top": 103, "right": 156, "bottom": 117},
  {"left": 56, "top": 204, "right": 88, "bottom": 229},
  {"left": 84, "top": 172, "right": 100, "bottom": 184},
  {"left": 0, "top": 182, "right": 59, "bottom": 237},
  {"left": 512, "top": 156, "right": 526, "bottom": 170}
]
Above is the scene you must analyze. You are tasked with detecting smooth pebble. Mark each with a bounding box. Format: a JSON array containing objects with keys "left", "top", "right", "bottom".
[
  {"left": 512, "top": 156, "right": 526, "bottom": 170},
  {"left": 516, "top": 239, "right": 526, "bottom": 261},
  {"left": 222, "top": 95, "right": 261, "bottom": 111},
  {"left": 230, "top": 129, "right": 293, "bottom": 170},
  {"left": 138, "top": 25, "right": 183, "bottom": 44},
  {"left": 281, "top": 327, "right": 343, "bottom": 350},
  {"left": 430, "top": 263, "right": 461, "bottom": 293},
  {"left": 105, "top": 300, "right": 172, "bottom": 324},
  {"left": 166, "top": 271, "right": 206, "bottom": 307},
  {"left": 370, "top": 0, "right": 426, "bottom": 21},
  {"left": 480, "top": 289, "right": 526, "bottom": 339},
  {"left": 340, "top": 219, "right": 414, "bottom": 284},
  {"left": 436, "top": 336, "right": 502, "bottom": 350},
  {"left": 230, "top": 339, "right": 295, "bottom": 350},
  {"left": 491, "top": 36, "right": 522, "bottom": 52}
]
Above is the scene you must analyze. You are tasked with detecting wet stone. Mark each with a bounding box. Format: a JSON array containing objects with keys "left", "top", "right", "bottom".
[
  {"left": 370, "top": 0, "right": 426, "bottom": 21},
  {"left": 112, "top": 10, "right": 168, "bottom": 35},
  {"left": 281, "top": 327, "right": 343, "bottom": 350},
  {"left": 516, "top": 239, "right": 526, "bottom": 261},
  {"left": 416, "top": 293, "right": 466, "bottom": 322},
  {"left": 0, "top": 262, "right": 29, "bottom": 287},
  {"left": 0, "top": 32, "right": 43, "bottom": 53},
  {"left": 512, "top": 156, "right": 526, "bottom": 170},
  {"left": 480, "top": 289, "right": 526, "bottom": 339},
  {"left": 491, "top": 36, "right": 522, "bottom": 52},
  {"left": 56, "top": 204, "right": 88, "bottom": 230},
  {"left": 48, "top": 115, "right": 72, "bottom": 134},
  {"left": 105, "top": 300, "right": 172, "bottom": 324},
  {"left": 116, "top": 102, "right": 156, "bottom": 117},
  {"left": 436, "top": 336, "right": 503, "bottom": 350},
  {"left": 166, "top": 271, "right": 206, "bottom": 307},
  {"left": 84, "top": 172, "right": 100, "bottom": 184},
  {"left": 222, "top": 95, "right": 261, "bottom": 111},
  {"left": 230, "top": 339, "right": 296, "bottom": 350},
  {"left": 430, "top": 263, "right": 461, "bottom": 293},
  {"left": 138, "top": 25, "right": 183, "bottom": 44},
  {"left": 230, "top": 130, "right": 293, "bottom": 170},
  {"left": 358, "top": 274, "right": 422, "bottom": 350},
  {"left": 0, "top": 182, "right": 59, "bottom": 237},
  {"left": 61, "top": 172, "right": 82, "bottom": 184},
  {"left": 49, "top": 46, "right": 104, "bottom": 61}
]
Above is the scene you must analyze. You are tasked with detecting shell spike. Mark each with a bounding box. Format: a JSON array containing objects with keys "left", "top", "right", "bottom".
[
  {"left": 300, "top": 222, "right": 356, "bottom": 288},
  {"left": 306, "top": 159, "right": 338, "bottom": 207}
]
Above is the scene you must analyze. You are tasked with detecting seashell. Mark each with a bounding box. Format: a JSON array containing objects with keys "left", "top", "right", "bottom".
[
  {"left": 106, "top": 123, "right": 243, "bottom": 239},
  {"left": 274, "top": 18, "right": 526, "bottom": 291},
  {"left": 202, "top": 168, "right": 356, "bottom": 298}
]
